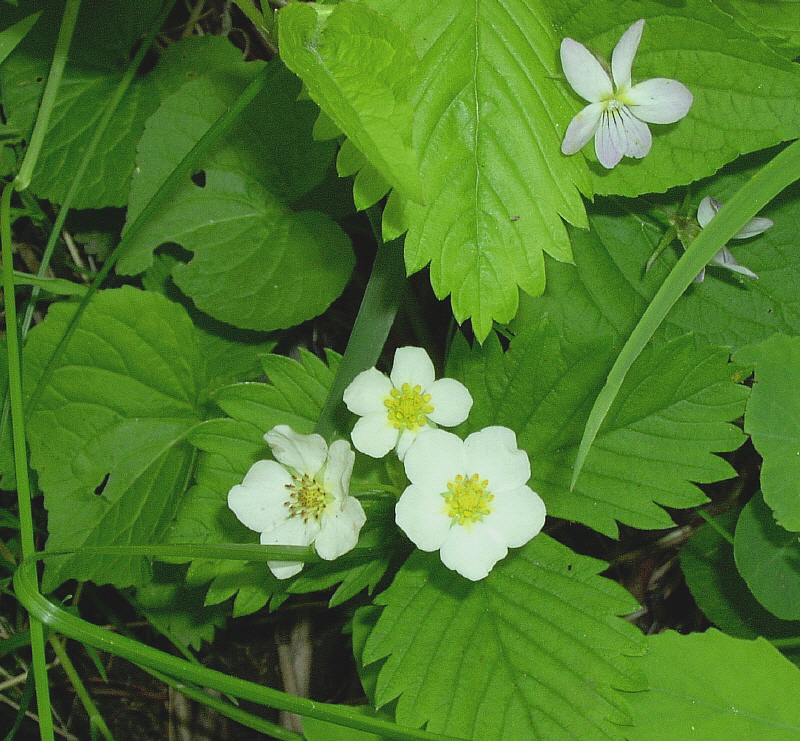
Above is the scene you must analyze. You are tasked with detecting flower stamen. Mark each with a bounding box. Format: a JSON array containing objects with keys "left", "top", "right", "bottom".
[
  {"left": 445, "top": 473, "right": 494, "bottom": 526},
  {"left": 384, "top": 383, "right": 435, "bottom": 432},
  {"left": 285, "top": 473, "right": 333, "bottom": 523}
]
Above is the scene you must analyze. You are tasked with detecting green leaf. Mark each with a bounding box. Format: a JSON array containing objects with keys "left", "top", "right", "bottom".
[
  {"left": 117, "top": 65, "right": 351, "bottom": 331},
  {"left": 734, "top": 492, "right": 800, "bottom": 621},
  {"left": 712, "top": 0, "right": 800, "bottom": 57},
  {"left": 733, "top": 334, "right": 800, "bottom": 530},
  {"left": 22, "top": 287, "right": 205, "bottom": 590},
  {"left": 680, "top": 511, "right": 800, "bottom": 640},
  {"left": 304, "top": 707, "right": 386, "bottom": 741},
  {"left": 0, "top": 12, "right": 39, "bottom": 66},
  {"left": 621, "top": 629, "right": 800, "bottom": 740},
  {"left": 514, "top": 156, "right": 800, "bottom": 353},
  {"left": 363, "top": 534, "right": 645, "bottom": 741},
  {"left": 1, "top": 34, "right": 249, "bottom": 208},
  {"left": 365, "top": 0, "right": 590, "bottom": 340},
  {"left": 279, "top": 1, "right": 422, "bottom": 204},
  {"left": 550, "top": 0, "right": 800, "bottom": 197},
  {"left": 450, "top": 323, "right": 748, "bottom": 537}
]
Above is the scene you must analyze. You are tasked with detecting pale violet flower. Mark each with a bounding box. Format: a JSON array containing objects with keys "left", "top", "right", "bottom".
[
  {"left": 693, "top": 196, "right": 773, "bottom": 283},
  {"left": 560, "top": 19, "right": 693, "bottom": 168},
  {"left": 228, "top": 425, "right": 366, "bottom": 579},
  {"left": 395, "top": 427, "right": 546, "bottom": 581},
  {"left": 343, "top": 346, "right": 473, "bottom": 460}
]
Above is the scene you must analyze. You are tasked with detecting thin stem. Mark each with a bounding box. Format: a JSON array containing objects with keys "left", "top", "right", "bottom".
[
  {"left": 48, "top": 636, "right": 114, "bottom": 741},
  {"left": 694, "top": 507, "right": 734, "bottom": 546},
  {"left": 2, "top": 183, "right": 53, "bottom": 741},
  {"left": 14, "top": 0, "right": 83, "bottom": 191}
]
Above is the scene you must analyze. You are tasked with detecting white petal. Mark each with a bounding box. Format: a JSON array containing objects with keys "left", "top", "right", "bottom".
[
  {"left": 594, "top": 110, "right": 626, "bottom": 168},
  {"left": 693, "top": 266, "right": 707, "bottom": 283},
  {"left": 315, "top": 496, "right": 366, "bottom": 560},
  {"left": 265, "top": 425, "right": 327, "bottom": 475},
  {"left": 611, "top": 19, "right": 645, "bottom": 91},
  {"left": 709, "top": 247, "right": 758, "bottom": 279},
  {"left": 228, "top": 460, "right": 291, "bottom": 533},
  {"left": 268, "top": 561, "right": 304, "bottom": 580},
  {"left": 733, "top": 217, "right": 773, "bottom": 240},
  {"left": 440, "top": 523, "right": 507, "bottom": 581},
  {"left": 322, "top": 439, "right": 355, "bottom": 498},
  {"left": 261, "top": 517, "right": 318, "bottom": 580},
  {"left": 561, "top": 103, "right": 604, "bottom": 155},
  {"left": 463, "top": 427, "right": 530, "bottom": 493},
  {"left": 626, "top": 78, "right": 693, "bottom": 124},
  {"left": 697, "top": 196, "right": 721, "bottom": 229},
  {"left": 343, "top": 367, "right": 393, "bottom": 416},
  {"left": 396, "top": 426, "right": 428, "bottom": 461},
  {"left": 619, "top": 108, "right": 651, "bottom": 158},
  {"left": 403, "top": 428, "right": 464, "bottom": 491},
  {"left": 560, "top": 37, "right": 613, "bottom": 103},
  {"left": 350, "top": 412, "right": 398, "bottom": 458},
  {"left": 427, "top": 378, "right": 473, "bottom": 427},
  {"left": 390, "top": 346, "right": 435, "bottom": 390},
  {"left": 395, "top": 484, "right": 452, "bottom": 551},
  {"left": 485, "top": 486, "right": 546, "bottom": 548}
]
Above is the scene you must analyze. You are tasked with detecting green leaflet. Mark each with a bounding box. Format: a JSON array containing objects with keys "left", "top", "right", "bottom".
[
  {"left": 279, "top": 1, "right": 422, "bottom": 204},
  {"left": 621, "top": 629, "right": 800, "bottom": 740},
  {"left": 366, "top": 0, "right": 589, "bottom": 340},
  {"left": 363, "top": 535, "right": 645, "bottom": 741},
  {"left": 448, "top": 322, "right": 748, "bottom": 537},
  {"left": 734, "top": 492, "right": 800, "bottom": 621},
  {"left": 548, "top": 0, "right": 800, "bottom": 197},
  {"left": 22, "top": 287, "right": 206, "bottom": 590},
  {"left": 712, "top": 0, "right": 800, "bottom": 57},
  {"left": 734, "top": 335, "right": 800, "bottom": 530}
]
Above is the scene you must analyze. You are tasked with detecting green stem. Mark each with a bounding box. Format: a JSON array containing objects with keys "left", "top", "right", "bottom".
[
  {"left": 2, "top": 183, "right": 54, "bottom": 741},
  {"left": 14, "top": 561, "right": 464, "bottom": 741},
  {"left": 571, "top": 139, "right": 800, "bottom": 490},
  {"left": 694, "top": 507, "right": 734, "bottom": 546},
  {"left": 13, "top": 0, "right": 83, "bottom": 191},
  {"left": 315, "top": 211, "right": 406, "bottom": 440},
  {"left": 48, "top": 635, "right": 114, "bottom": 741}
]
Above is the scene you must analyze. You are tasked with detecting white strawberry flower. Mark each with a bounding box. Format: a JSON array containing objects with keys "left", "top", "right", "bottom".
[
  {"left": 560, "top": 19, "right": 693, "bottom": 168},
  {"left": 343, "top": 346, "right": 473, "bottom": 460},
  {"left": 228, "top": 425, "right": 366, "bottom": 579},
  {"left": 395, "top": 427, "right": 546, "bottom": 581}
]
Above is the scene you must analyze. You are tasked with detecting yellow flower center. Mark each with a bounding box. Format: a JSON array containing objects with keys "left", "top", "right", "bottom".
[
  {"left": 445, "top": 473, "right": 494, "bottom": 526},
  {"left": 384, "top": 383, "right": 434, "bottom": 432},
  {"left": 284, "top": 473, "right": 333, "bottom": 523}
]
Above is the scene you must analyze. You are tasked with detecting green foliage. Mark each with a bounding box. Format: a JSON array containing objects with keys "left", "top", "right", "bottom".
[
  {"left": 279, "top": 1, "right": 422, "bottom": 204},
  {"left": 734, "top": 334, "right": 800, "bottom": 530},
  {"left": 363, "top": 535, "right": 645, "bottom": 740},
  {"left": 514, "top": 158, "right": 800, "bottom": 352},
  {"left": 449, "top": 322, "right": 748, "bottom": 536},
  {"left": 366, "top": 0, "right": 590, "bottom": 340},
  {"left": 734, "top": 492, "right": 800, "bottom": 621},
  {"left": 117, "top": 57, "right": 352, "bottom": 331},
  {"left": 681, "top": 511, "right": 800, "bottom": 640},
  {"left": 621, "top": 629, "right": 800, "bottom": 739},
  {"left": 22, "top": 287, "right": 206, "bottom": 590}
]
